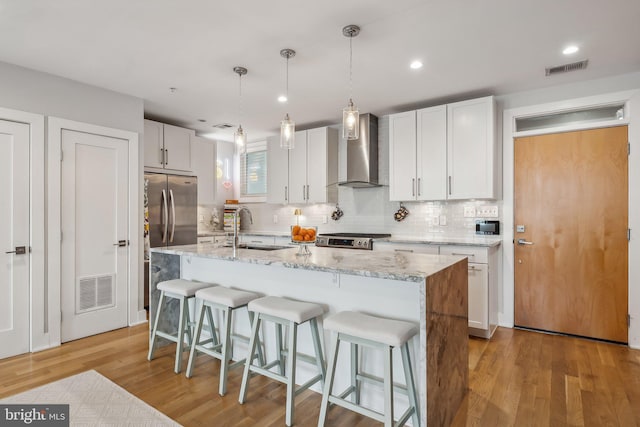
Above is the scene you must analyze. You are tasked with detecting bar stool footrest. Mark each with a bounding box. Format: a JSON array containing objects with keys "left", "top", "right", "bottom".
[{"left": 327, "top": 395, "right": 385, "bottom": 423}]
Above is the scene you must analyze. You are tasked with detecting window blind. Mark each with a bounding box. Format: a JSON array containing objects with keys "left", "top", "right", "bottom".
[{"left": 240, "top": 141, "right": 267, "bottom": 197}]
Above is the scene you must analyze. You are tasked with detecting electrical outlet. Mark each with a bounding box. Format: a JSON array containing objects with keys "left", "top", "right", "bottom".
[
  {"left": 476, "top": 206, "right": 498, "bottom": 218},
  {"left": 431, "top": 216, "right": 439, "bottom": 226},
  {"left": 322, "top": 215, "right": 328, "bottom": 224},
  {"left": 273, "top": 215, "right": 278, "bottom": 224},
  {"left": 199, "top": 215, "right": 204, "bottom": 223},
  {"left": 439, "top": 215, "right": 447, "bottom": 226},
  {"left": 463, "top": 206, "right": 476, "bottom": 218}
]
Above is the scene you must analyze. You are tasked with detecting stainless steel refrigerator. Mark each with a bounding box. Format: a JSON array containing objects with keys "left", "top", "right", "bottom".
[{"left": 143, "top": 172, "right": 197, "bottom": 307}]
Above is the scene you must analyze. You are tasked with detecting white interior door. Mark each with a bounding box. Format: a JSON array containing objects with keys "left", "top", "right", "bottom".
[
  {"left": 61, "top": 129, "right": 128, "bottom": 342},
  {"left": 0, "top": 119, "right": 30, "bottom": 358}
]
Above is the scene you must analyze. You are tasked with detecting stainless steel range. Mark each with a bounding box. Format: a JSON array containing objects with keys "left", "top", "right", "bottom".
[{"left": 315, "top": 233, "right": 391, "bottom": 250}]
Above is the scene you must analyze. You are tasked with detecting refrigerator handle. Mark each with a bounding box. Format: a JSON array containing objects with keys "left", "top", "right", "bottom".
[
  {"left": 169, "top": 188, "right": 176, "bottom": 243},
  {"left": 161, "top": 189, "right": 168, "bottom": 243}
]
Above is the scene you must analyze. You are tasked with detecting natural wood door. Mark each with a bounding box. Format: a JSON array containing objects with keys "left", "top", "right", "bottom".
[{"left": 514, "top": 126, "right": 628, "bottom": 343}]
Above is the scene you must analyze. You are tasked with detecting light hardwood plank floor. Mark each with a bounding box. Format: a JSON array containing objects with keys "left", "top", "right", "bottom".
[{"left": 1, "top": 325, "right": 639, "bottom": 426}]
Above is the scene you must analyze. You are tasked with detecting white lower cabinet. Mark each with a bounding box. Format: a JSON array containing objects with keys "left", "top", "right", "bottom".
[
  {"left": 240, "top": 235, "right": 275, "bottom": 245},
  {"left": 440, "top": 245, "right": 499, "bottom": 338},
  {"left": 373, "top": 241, "right": 439, "bottom": 254},
  {"left": 376, "top": 242, "right": 500, "bottom": 338}
]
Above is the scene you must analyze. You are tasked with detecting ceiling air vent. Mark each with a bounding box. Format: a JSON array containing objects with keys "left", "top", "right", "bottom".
[
  {"left": 545, "top": 59, "right": 589, "bottom": 76},
  {"left": 213, "top": 123, "right": 234, "bottom": 129}
]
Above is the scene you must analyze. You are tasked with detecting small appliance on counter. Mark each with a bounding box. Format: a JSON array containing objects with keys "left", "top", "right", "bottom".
[{"left": 475, "top": 220, "right": 500, "bottom": 235}]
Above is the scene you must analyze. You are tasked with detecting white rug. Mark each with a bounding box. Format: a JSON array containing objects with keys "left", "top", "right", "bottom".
[{"left": 0, "top": 370, "right": 182, "bottom": 426}]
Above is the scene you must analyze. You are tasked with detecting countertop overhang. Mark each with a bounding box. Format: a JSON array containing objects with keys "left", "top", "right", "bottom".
[{"left": 151, "top": 244, "right": 466, "bottom": 283}]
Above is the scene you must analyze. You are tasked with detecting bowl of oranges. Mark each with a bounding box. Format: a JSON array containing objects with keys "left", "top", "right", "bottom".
[{"left": 291, "top": 225, "right": 317, "bottom": 243}]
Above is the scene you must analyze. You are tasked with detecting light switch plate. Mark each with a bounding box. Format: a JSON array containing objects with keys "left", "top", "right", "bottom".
[
  {"left": 463, "top": 206, "right": 476, "bottom": 218},
  {"left": 516, "top": 225, "right": 525, "bottom": 233},
  {"left": 439, "top": 215, "right": 447, "bottom": 226},
  {"left": 273, "top": 215, "right": 278, "bottom": 224},
  {"left": 477, "top": 206, "right": 499, "bottom": 218}
]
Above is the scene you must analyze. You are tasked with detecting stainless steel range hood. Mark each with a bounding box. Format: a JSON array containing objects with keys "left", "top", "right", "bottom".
[{"left": 338, "top": 113, "right": 381, "bottom": 188}]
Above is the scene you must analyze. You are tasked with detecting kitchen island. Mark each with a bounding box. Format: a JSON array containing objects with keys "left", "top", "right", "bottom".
[{"left": 150, "top": 244, "right": 468, "bottom": 426}]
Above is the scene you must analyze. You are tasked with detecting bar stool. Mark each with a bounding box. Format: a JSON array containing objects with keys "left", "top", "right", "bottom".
[
  {"left": 318, "top": 311, "right": 420, "bottom": 427},
  {"left": 148, "top": 279, "right": 216, "bottom": 374},
  {"left": 239, "top": 296, "right": 326, "bottom": 427},
  {"left": 185, "top": 286, "right": 265, "bottom": 396}
]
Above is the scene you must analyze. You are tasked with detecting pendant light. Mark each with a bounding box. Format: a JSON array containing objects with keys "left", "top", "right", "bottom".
[
  {"left": 279, "top": 48, "right": 296, "bottom": 149},
  {"left": 233, "top": 66, "right": 248, "bottom": 153},
  {"left": 342, "top": 24, "right": 360, "bottom": 140}
]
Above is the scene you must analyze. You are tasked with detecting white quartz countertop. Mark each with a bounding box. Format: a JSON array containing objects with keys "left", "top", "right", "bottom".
[
  {"left": 385, "top": 235, "right": 502, "bottom": 247},
  {"left": 232, "top": 231, "right": 502, "bottom": 247},
  {"left": 151, "top": 244, "right": 465, "bottom": 283}
]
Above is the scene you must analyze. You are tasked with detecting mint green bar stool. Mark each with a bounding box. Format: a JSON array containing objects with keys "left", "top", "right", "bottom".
[
  {"left": 239, "top": 296, "right": 326, "bottom": 427},
  {"left": 148, "top": 279, "right": 216, "bottom": 374},
  {"left": 318, "top": 311, "right": 420, "bottom": 427},
  {"left": 185, "top": 286, "right": 265, "bottom": 396}
]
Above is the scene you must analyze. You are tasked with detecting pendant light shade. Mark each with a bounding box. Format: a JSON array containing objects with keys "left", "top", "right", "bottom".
[
  {"left": 280, "top": 113, "right": 295, "bottom": 148},
  {"left": 342, "top": 25, "right": 360, "bottom": 140},
  {"left": 233, "top": 66, "right": 248, "bottom": 153},
  {"left": 279, "top": 48, "right": 296, "bottom": 149}
]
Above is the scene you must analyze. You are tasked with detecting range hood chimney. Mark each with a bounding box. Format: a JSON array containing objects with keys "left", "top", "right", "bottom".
[{"left": 338, "top": 113, "right": 381, "bottom": 188}]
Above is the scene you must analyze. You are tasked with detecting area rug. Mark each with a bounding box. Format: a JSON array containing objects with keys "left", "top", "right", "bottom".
[{"left": 0, "top": 370, "right": 182, "bottom": 426}]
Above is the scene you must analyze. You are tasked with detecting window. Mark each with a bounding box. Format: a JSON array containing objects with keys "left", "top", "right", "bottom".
[{"left": 240, "top": 140, "right": 267, "bottom": 201}]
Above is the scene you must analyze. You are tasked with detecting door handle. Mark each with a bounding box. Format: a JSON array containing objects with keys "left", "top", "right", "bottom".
[
  {"left": 169, "top": 189, "right": 176, "bottom": 243},
  {"left": 5, "top": 246, "right": 27, "bottom": 255},
  {"left": 517, "top": 239, "right": 534, "bottom": 245},
  {"left": 113, "top": 240, "right": 129, "bottom": 247},
  {"left": 161, "top": 189, "right": 168, "bottom": 243}
]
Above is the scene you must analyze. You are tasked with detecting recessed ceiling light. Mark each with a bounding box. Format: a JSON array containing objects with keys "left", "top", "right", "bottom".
[
  {"left": 278, "top": 95, "right": 288, "bottom": 103},
  {"left": 563, "top": 45, "right": 579, "bottom": 55},
  {"left": 410, "top": 60, "right": 423, "bottom": 69}
]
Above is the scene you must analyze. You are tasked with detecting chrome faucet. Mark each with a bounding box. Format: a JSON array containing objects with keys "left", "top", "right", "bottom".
[{"left": 232, "top": 207, "right": 253, "bottom": 251}]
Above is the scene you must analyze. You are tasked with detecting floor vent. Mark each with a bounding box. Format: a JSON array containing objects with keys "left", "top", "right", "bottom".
[
  {"left": 545, "top": 59, "right": 589, "bottom": 76},
  {"left": 78, "top": 274, "right": 115, "bottom": 313}
]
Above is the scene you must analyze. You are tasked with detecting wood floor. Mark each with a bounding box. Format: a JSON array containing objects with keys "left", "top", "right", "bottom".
[{"left": 1, "top": 325, "right": 639, "bottom": 427}]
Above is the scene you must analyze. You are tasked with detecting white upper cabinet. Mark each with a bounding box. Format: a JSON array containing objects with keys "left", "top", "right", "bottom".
[
  {"left": 144, "top": 119, "right": 164, "bottom": 169},
  {"left": 266, "top": 136, "right": 289, "bottom": 204},
  {"left": 389, "top": 96, "right": 498, "bottom": 201},
  {"left": 417, "top": 106, "right": 448, "bottom": 200},
  {"left": 288, "top": 130, "right": 308, "bottom": 204},
  {"left": 144, "top": 119, "right": 193, "bottom": 171},
  {"left": 389, "top": 111, "right": 417, "bottom": 201},
  {"left": 191, "top": 136, "right": 216, "bottom": 205},
  {"left": 267, "top": 127, "right": 338, "bottom": 205},
  {"left": 447, "top": 96, "right": 497, "bottom": 200}
]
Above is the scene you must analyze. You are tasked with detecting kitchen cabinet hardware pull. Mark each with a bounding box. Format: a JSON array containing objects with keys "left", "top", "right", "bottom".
[
  {"left": 306, "top": 185, "right": 310, "bottom": 201},
  {"left": 468, "top": 265, "right": 477, "bottom": 271},
  {"left": 303, "top": 185, "right": 306, "bottom": 200},
  {"left": 165, "top": 149, "right": 168, "bottom": 165},
  {"left": 250, "top": 240, "right": 262, "bottom": 243},
  {"left": 412, "top": 178, "right": 415, "bottom": 197},
  {"left": 169, "top": 189, "right": 176, "bottom": 242},
  {"left": 417, "top": 178, "right": 421, "bottom": 196},
  {"left": 161, "top": 189, "right": 168, "bottom": 243},
  {"left": 394, "top": 249, "right": 414, "bottom": 253},
  {"left": 5, "top": 246, "right": 26, "bottom": 255},
  {"left": 284, "top": 186, "right": 288, "bottom": 202},
  {"left": 448, "top": 176, "right": 452, "bottom": 195},
  {"left": 160, "top": 148, "right": 165, "bottom": 165},
  {"left": 451, "top": 252, "right": 475, "bottom": 257}
]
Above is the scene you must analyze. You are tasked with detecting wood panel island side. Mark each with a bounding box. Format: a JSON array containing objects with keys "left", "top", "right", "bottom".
[{"left": 150, "top": 244, "right": 468, "bottom": 426}]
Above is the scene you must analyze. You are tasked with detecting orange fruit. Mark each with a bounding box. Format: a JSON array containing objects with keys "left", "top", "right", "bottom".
[{"left": 292, "top": 225, "right": 301, "bottom": 236}]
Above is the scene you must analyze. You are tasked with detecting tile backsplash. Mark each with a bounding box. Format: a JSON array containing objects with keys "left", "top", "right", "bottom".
[{"left": 199, "top": 114, "right": 503, "bottom": 237}]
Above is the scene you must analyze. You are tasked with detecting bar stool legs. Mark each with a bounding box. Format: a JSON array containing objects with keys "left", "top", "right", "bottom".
[
  {"left": 239, "top": 296, "right": 326, "bottom": 427},
  {"left": 318, "top": 311, "right": 420, "bottom": 427}
]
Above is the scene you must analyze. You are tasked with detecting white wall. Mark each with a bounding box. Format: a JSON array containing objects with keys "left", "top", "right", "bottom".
[
  {"left": 0, "top": 61, "right": 143, "bottom": 133},
  {"left": 0, "top": 61, "right": 145, "bottom": 352}
]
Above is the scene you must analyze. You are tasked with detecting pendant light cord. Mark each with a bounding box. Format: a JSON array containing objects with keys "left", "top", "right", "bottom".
[
  {"left": 238, "top": 73, "right": 242, "bottom": 126},
  {"left": 349, "top": 35, "right": 353, "bottom": 101},
  {"left": 286, "top": 56, "right": 289, "bottom": 100}
]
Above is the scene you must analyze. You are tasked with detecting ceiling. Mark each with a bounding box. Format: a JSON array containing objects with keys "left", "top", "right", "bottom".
[{"left": 1, "top": 0, "right": 639, "bottom": 142}]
